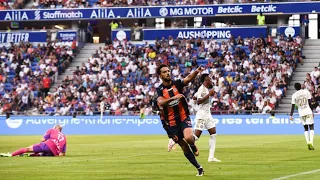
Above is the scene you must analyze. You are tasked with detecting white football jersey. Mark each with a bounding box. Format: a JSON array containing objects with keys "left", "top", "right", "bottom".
[
  {"left": 195, "top": 85, "right": 211, "bottom": 116},
  {"left": 291, "top": 89, "right": 313, "bottom": 117}
]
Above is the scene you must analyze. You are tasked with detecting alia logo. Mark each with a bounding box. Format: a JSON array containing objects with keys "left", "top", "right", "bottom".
[
  {"left": 4, "top": 11, "right": 29, "bottom": 21},
  {"left": 6, "top": 118, "right": 23, "bottom": 129}
]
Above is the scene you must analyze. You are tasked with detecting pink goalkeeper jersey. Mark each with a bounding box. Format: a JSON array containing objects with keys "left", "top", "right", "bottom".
[{"left": 43, "top": 129, "right": 67, "bottom": 156}]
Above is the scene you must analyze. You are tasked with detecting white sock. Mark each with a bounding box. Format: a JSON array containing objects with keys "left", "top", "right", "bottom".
[
  {"left": 304, "top": 131, "right": 310, "bottom": 144},
  {"left": 310, "top": 130, "right": 315, "bottom": 145},
  {"left": 193, "top": 134, "right": 199, "bottom": 141},
  {"left": 209, "top": 134, "right": 217, "bottom": 159}
]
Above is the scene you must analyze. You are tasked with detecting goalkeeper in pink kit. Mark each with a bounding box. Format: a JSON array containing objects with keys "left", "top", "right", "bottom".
[{"left": 0, "top": 125, "right": 67, "bottom": 157}]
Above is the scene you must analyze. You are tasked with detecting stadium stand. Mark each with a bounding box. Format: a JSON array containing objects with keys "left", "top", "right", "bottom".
[
  {"left": 223, "top": 0, "right": 312, "bottom": 3},
  {"left": 0, "top": 0, "right": 29, "bottom": 9},
  {"left": 3, "top": 32, "right": 316, "bottom": 116},
  {"left": 0, "top": 0, "right": 313, "bottom": 9},
  {"left": 303, "top": 64, "right": 320, "bottom": 113},
  {"left": 26, "top": 0, "right": 222, "bottom": 9},
  {"left": 0, "top": 39, "right": 76, "bottom": 115},
  {"left": 5, "top": 0, "right": 312, "bottom": 9}
]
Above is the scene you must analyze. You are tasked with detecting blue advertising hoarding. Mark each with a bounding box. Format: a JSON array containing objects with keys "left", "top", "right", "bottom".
[
  {"left": 142, "top": 26, "right": 267, "bottom": 40},
  {"left": 0, "top": 30, "right": 78, "bottom": 43},
  {"left": 0, "top": 115, "right": 318, "bottom": 135},
  {"left": 1, "top": 2, "right": 320, "bottom": 21},
  {"left": 278, "top": 26, "right": 301, "bottom": 37},
  {"left": 111, "top": 29, "right": 131, "bottom": 41},
  {"left": 56, "top": 30, "right": 77, "bottom": 41},
  {"left": 0, "top": 31, "right": 47, "bottom": 43}
]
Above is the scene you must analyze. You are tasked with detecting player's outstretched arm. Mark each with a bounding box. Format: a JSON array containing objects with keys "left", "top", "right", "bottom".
[
  {"left": 290, "top": 104, "right": 295, "bottom": 120},
  {"left": 183, "top": 66, "right": 203, "bottom": 85},
  {"left": 59, "top": 153, "right": 66, "bottom": 156}
]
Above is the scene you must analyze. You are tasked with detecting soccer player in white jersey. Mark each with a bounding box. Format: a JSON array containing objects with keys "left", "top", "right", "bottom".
[
  {"left": 290, "top": 83, "right": 315, "bottom": 150},
  {"left": 193, "top": 74, "right": 221, "bottom": 162}
]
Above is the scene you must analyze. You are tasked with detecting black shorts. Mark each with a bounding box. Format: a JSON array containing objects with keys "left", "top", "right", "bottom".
[{"left": 164, "top": 117, "right": 192, "bottom": 143}]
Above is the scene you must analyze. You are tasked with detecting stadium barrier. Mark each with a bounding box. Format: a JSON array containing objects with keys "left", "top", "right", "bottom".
[
  {"left": 143, "top": 26, "right": 268, "bottom": 40},
  {"left": 278, "top": 26, "right": 300, "bottom": 38},
  {"left": 56, "top": 30, "right": 77, "bottom": 42},
  {"left": 1, "top": 2, "right": 320, "bottom": 21},
  {"left": 0, "top": 31, "right": 47, "bottom": 43},
  {"left": 1, "top": 115, "right": 318, "bottom": 135},
  {"left": 112, "top": 25, "right": 300, "bottom": 41},
  {"left": 0, "top": 29, "right": 87, "bottom": 50},
  {"left": 0, "top": 30, "right": 78, "bottom": 43}
]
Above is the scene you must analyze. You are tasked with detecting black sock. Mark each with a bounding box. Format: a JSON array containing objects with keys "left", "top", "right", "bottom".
[
  {"left": 184, "top": 150, "right": 201, "bottom": 169},
  {"left": 189, "top": 144, "right": 197, "bottom": 152}
]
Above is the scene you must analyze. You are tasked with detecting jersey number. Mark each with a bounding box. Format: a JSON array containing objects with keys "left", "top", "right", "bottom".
[
  {"left": 297, "top": 97, "right": 307, "bottom": 107},
  {"left": 53, "top": 132, "right": 64, "bottom": 151},
  {"left": 57, "top": 132, "right": 64, "bottom": 142}
]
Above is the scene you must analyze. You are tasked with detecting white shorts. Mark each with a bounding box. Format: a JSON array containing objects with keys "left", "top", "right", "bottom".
[
  {"left": 300, "top": 114, "right": 314, "bottom": 125},
  {"left": 194, "top": 115, "right": 216, "bottom": 131}
]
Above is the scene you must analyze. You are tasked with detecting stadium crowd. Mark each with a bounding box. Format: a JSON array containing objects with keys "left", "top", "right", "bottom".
[
  {"left": 0, "top": 39, "right": 77, "bottom": 115},
  {"left": 27, "top": 0, "right": 222, "bottom": 9},
  {"left": 0, "top": 0, "right": 314, "bottom": 9},
  {"left": 0, "top": 0, "right": 28, "bottom": 9},
  {"left": 0, "top": 0, "right": 316, "bottom": 9},
  {"left": 304, "top": 65, "right": 320, "bottom": 113},
  {"left": 2, "top": 29, "right": 320, "bottom": 116}
]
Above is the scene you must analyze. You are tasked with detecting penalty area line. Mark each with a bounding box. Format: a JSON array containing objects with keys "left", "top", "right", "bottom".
[{"left": 271, "top": 169, "right": 320, "bottom": 180}]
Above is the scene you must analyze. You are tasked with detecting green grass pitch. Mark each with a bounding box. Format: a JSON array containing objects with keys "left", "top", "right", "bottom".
[{"left": 0, "top": 135, "right": 320, "bottom": 180}]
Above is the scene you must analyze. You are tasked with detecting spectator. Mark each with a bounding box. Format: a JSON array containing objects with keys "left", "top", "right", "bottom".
[
  {"left": 311, "top": 67, "right": 320, "bottom": 84},
  {"left": 110, "top": 20, "right": 119, "bottom": 30},
  {"left": 131, "top": 23, "right": 141, "bottom": 41},
  {"left": 310, "top": 98, "right": 319, "bottom": 110},
  {"left": 86, "top": 22, "right": 93, "bottom": 43},
  {"left": 301, "top": 15, "right": 309, "bottom": 38},
  {"left": 0, "top": 2, "right": 6, "bottom": 10},
  {"left": 257, "top": 13, "right": 265, "bottom": 26}
]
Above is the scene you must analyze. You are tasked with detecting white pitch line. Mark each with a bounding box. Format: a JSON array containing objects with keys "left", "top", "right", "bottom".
[{"left": 271, "top": 169, "right": 320, "bottom": 180}]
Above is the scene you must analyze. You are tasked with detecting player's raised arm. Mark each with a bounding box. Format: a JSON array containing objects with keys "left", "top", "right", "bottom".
[{"left": 183, "top": 66, "right": 203, "bottom": 85}]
